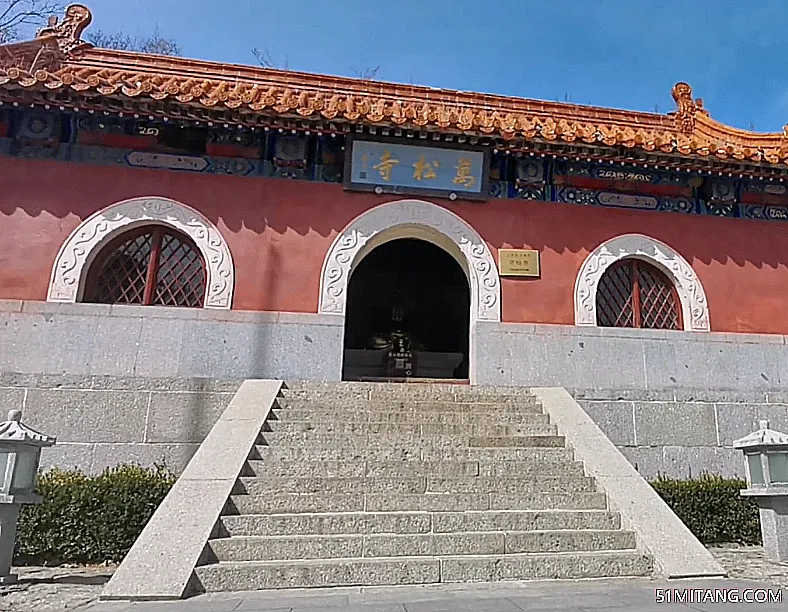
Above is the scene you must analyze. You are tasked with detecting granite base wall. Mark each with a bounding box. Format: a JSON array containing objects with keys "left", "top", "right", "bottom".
[
  {"left": 2, "top": 301, "right": 788, "bottom": 478},
  {"left": 570, "top": 388, "right": 788, "bottom": 480},
  {"left": 0, "top": 373, "right": 242, "bottom": 475},
  {"left": 0, "top": 300, "right": 343, "bottom": 380},
  {"left": 475, "top": 320, "right": 788, "bottom": 479},
  {"left": 474, "top": 321, "right": 788, "bottom": 392},
  {"left": 0, "top": 300, "right": 343, "bottom": 475}
]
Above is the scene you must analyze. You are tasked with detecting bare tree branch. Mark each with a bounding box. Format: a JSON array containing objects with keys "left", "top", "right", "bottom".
[
  {"left": 87, "top": 25, "right": 180, "bottom": 56},
  {"left": 252, "top": 47, "right": 381, "bottom": 81},
  {"left": 0, "top": 0, "right": 63, "bottom": 43},
  {"left": 252, "top": 47, "right": 289, "bottom": 70},
  {"left": 351, "top": 65, "right": 380, "bottom": 80}
]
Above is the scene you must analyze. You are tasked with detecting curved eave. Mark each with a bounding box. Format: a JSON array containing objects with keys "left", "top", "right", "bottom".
[
  {"left": 71, "top": 48, "right": 672, "bottom": 127},
  {"left": 2, "top": 42, "right": 788, "bottom": 166}
]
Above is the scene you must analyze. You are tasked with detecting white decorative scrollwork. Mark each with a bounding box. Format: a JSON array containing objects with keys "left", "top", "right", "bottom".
[
  {"left": 318, "top": 199, "right": 501, "bottom": 324},
  {"left": 574, "top": 233, "right": 710, "bottom": 331},
  {"left": 47, "top": 196, "right": 235, "bottom": 309}
]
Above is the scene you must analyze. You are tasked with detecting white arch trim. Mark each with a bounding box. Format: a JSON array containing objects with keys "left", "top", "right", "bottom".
[
  {"left": 319, "top": 198, "right": 501, "bottom": 324},
  {"left": 47, "top": 196, "right": 235, "bottom": 309},
  {"left": 574, "top": 233, "right": 710, "bottom": 331}
]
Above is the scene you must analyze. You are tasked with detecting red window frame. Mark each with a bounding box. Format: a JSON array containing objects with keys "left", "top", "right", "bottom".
[
  {"left": 596, "top": 259, "right": 682, "bottom": 330},
  {"left": 84, "top": 225, "right": 206, "bottom": 307}
]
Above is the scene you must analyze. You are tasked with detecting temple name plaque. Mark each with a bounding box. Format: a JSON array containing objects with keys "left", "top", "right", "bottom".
[
  {"left": 344, "top": 135, "right": 489, "bottom": 200},
  {"left": 499, "top": 249, "right": 540, "bottom": 277}
]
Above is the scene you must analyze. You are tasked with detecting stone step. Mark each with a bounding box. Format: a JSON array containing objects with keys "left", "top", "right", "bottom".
[
  {"left": 364, "top": 493, "right": 608, "bottom": 512},
  {"left": 268, "top": 408, "right": 547, "bottom": 424},
  {"left": 243, "top": 459, "right": 587, "bottom": 479},
  {"left": 283, "top": 381, "right": 521, "bottom": 392},
  {"left": 430, "top": 510, "right": 621, "bottom": 534},
  {"left": 193, "top": 551, "right": 652, "bottom": 591},
  {"left": 258, "top": 433, "right": 565, "bottom": 449},
  {"left": 221, "top": 510, "right": 621, "bottom": 537},
  {"left": 273, "top": 398, "right": 543, "bottom": 412},
  {"left": 280, "top": 384, "right": 534, "bottom": 402},
  {"left": 221, "top": 510, "right": 622, "bottom": 537},
  {"left": 368, "top": 392, "right": 536, "bottom": 403},
  {"left": 228, "top": 491, "right": 608, "bottom": 515},
  {"left": 207, "top": 529, "right": 637, "bottom": 563},
  {"left": 265, "top": 421, "right": 557, "bottom": 436},
  {"left": 279, "top": 385, "right": 536, "bottom": 403},
  {"left": 232, "top": 475, "right": 596, "bottom": 496},
  {"left": 251, "top": 445, "right": 575, "bottom": 463}
]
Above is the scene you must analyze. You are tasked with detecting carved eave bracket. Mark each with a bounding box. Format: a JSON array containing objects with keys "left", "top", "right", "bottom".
[{"left": 35, "top": 3, "right": 92, "bottom": 55}]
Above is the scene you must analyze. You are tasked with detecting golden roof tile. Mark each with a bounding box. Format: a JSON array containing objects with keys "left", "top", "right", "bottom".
[{"left": 0, "top": 4, "right": 787, "bottom": 166}]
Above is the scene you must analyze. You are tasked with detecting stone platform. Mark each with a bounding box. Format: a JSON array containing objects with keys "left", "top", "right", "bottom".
[
  {"left": 3, "top": 546, "right": 785, "bottom": 612},
  {"left": 74, "top": 578, "right": 788, "bottom": 611}
]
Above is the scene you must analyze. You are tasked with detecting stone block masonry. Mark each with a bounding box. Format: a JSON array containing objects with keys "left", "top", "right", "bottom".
[
  {"left": 4, "top": 300, "right": 788, "bottom": 478},
  {"left": 571, "top": 388, "right": 788, "bottom": 479},
  {"left": 474, "top": 320, "right": 788, "bottom": 480},
  {"left": 0, "top": 373, "right": 243, "bottom": 475},
  {"left": 0, "top": 300, "right": 344, "bottom": 382}
]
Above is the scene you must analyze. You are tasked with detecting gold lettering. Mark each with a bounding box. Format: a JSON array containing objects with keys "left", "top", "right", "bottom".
[
  {"left": 372, "top": 149, "right": 400, "bottom": 181},
  {"left": 413, "top": 155, "right": 440, "bottom": 181},
  {"left": 597, "top": 169, "right": 652, "bottom": 182},
  {"left": 499, "top": 249, "right": 540, "bottom": 277},
  {"left": 453, "top": 157, "right": 476, "bottom": 188}
]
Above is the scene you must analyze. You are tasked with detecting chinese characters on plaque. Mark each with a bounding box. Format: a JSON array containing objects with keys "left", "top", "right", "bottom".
[
  {"left": 498, "top": 249, "right": 541, "bottom": 278},
  {"left": 346, "top": 138, "right": 487, "bottom": 198}
]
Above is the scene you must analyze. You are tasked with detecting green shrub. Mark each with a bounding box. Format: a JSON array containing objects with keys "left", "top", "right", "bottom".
[
  {"left": 650, "top": 474, "right": 761, "bottom": 545},
  {"left": 16, "top": 464, "right": 176, "bottom": 565}
]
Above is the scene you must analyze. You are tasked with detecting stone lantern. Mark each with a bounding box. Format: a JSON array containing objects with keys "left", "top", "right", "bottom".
[
  {"left": 733, "top": 419, "right": 788, "bottom": 562},
  {"left": 0, "top": 409, "right": 56, "bottom": 584}
]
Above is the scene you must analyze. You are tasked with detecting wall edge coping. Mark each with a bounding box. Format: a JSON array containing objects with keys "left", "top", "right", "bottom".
[
  {"left": 99, "top": 379, "right": 283, "bottom": 600},
  {"left": 4, "top": 299, "right": 788, "bottom": 343},
  {"left": 532, "top": 387, "right": 728, "bottom": 579}
]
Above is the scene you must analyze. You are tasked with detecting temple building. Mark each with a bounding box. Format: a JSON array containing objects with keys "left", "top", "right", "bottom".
[{"left": 1, "top": 4, "right": 788, "bottom": 479}]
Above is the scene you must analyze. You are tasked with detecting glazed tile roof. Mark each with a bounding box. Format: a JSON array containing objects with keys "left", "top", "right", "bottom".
[{"left": 2, "top": 4, "right": 788, "bottom": 166}]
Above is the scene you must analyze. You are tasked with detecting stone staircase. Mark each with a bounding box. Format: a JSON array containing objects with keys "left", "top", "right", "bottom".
[{"left": 193, "top": 382, "right": 652, "bottom": 592}]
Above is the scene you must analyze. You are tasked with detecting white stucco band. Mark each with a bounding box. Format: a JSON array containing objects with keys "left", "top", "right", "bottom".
[
  {"left": 47, "top": 197, "right": 235, "bottom": 309},
  {"left": 319, "top": 199, "right": 501, "bottom": 323},
  {"left": 574, "top": 233, "right": 710, "bottom": 331}
]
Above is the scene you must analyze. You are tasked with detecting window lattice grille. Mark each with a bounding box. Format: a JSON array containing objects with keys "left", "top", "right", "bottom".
[
  {"left": 151, "top": 233, "right": 206, "bottom": 308},
  {"left": 596, "top": 259, "right": 680, "bottom": 330},
  {"left": 87, "top": 227, "right": 206, "bottom": 308},
  {"left": 637, "top": 264, "right": 680, "bottom": 329}
]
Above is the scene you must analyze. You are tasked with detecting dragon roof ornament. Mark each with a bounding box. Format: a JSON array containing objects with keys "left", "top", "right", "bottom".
[
  {"left": 0, "top": 4, "right": 787, "bottom": 167},
  {"left": 34, "top": 3, "right": 92, "bottom": 54}
]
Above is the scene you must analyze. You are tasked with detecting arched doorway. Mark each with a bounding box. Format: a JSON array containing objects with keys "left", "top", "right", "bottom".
[
  {"left": 342, "top": 238, "right": 471, "bottom": 381},
  {"left": 319, "top": 198, "right": 502, "bottom": 384}
]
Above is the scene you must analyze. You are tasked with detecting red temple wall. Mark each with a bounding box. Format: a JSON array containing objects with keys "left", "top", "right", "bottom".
[{"left": 1, "top": 155, "right": 786, "bottom": 334}]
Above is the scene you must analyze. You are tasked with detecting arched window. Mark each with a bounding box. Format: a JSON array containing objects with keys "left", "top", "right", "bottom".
[
  {"left": 596, "top": 259, "right": 681, "bottom": 330},
  {"left": 84, "top": 225, "right": 206, "bottom": 307}
]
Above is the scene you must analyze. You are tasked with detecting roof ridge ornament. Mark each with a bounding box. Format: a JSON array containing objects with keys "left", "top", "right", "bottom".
[
  {"left": 35, "top": 4, "right": 92, "bottom": 54},
  {"left": 671, "top": 82, "right": 708, "bottom": 134}
]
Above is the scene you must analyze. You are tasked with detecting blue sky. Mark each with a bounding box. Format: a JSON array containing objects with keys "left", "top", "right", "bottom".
[{"left": 56, "top": 0, "right": 788, "bottom": 132}]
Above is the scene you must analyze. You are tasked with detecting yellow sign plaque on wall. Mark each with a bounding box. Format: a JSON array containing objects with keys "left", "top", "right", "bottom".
[{"left": 498, "top": 249, "right": 541, "bottom": 277}]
